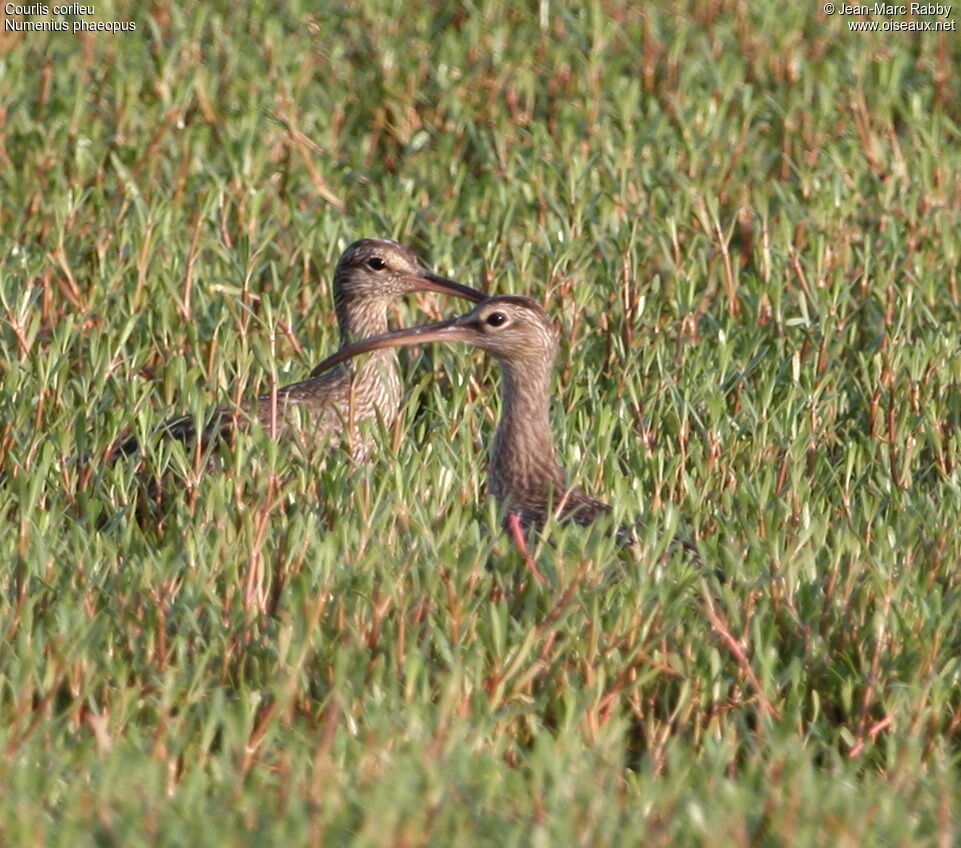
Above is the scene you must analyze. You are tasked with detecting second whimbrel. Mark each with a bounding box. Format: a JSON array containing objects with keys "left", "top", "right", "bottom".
[
  {"left": 305, "top": 295, "right": 613, "bottom": 584},
  {"left": 110, "top": 239, "right": 486, "bottom": 463}
]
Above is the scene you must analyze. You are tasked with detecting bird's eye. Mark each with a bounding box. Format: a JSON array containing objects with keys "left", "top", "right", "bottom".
[
  {"left": 485, "top": 312, "right": 508, "bottom": 327},
  {"left": 367, "top": 257, "right": 386, "bottom": 270}
]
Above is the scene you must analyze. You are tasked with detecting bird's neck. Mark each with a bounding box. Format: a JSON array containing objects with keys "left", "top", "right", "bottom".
[
  {"left": 489, "top": 359, "right": 566, "bottom": 513},
  {"left": 336, "top": 295, "right": 391, "bottom": 346},
  {"left": 496, "top": 362, "right": 556, "bottom": 460},
  {"left": 335, "top": 297, "right": 400, "bottom": 409}
]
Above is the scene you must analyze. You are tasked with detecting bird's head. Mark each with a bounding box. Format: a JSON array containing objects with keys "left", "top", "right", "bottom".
[
  {"left": 333, "top": 239, "right": 485, "bottom": 305},
  {"left": 444, "top": 296, "right": 559, "bottom": 364},
  {"left": 308, "top": 295, "right": 559, "bottom": 377}
]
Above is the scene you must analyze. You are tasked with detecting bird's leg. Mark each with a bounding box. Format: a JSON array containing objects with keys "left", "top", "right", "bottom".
[{"left": 507, "top": 512, "right": 548, "bottom": 587}]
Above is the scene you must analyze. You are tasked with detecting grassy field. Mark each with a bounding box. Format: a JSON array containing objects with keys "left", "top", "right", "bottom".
[{"left": 2, "top": 0, "right": 961, "bottom": 844}]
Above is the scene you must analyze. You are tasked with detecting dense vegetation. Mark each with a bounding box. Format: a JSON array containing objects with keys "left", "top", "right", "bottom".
[{"left": 2, "top": 1, "right": 960, "bottom": 844}]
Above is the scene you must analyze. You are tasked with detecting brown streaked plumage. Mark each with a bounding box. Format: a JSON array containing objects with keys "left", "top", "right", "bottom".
[
  {"left": 306, "top": 296, "right": 613, "bottom": 582},
  {"left": 110, "top": 239, "right": 486, "bottom": 462}
]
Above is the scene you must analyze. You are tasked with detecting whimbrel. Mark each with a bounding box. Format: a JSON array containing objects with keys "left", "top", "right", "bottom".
[
  {"left": 305, "top": 295, "right": 612, "bottom": 584},
  {"left": 110, "top": 239, "right": 486, "bottom": 463}
]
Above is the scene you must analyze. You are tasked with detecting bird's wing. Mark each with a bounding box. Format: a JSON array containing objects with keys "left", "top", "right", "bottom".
[
  {"left": 106, "top": 406, "right": 237, "bottom": 464},
  {"left": 105, "top": 366, "right": 355, "bottom": 464}
]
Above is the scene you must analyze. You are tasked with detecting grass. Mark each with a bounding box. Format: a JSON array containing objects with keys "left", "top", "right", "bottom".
[{"left": 2, "top": 0, "right": 961, "bottom": 844}]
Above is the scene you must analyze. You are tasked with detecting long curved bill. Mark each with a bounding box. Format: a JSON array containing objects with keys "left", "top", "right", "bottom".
[
  {"left": 309, "top": 314, "right": 475, "bottom": 378},
  {"left": 414, "top": 271, "right": 486, "bottom": 303}
]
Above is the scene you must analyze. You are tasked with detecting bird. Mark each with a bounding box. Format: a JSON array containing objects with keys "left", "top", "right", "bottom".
[
  {"left": 108, "top": 239, "right": 487, "bottom": 464},
  {"left": 303, "top": 295, "right": 613, "bottom": 585}
]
